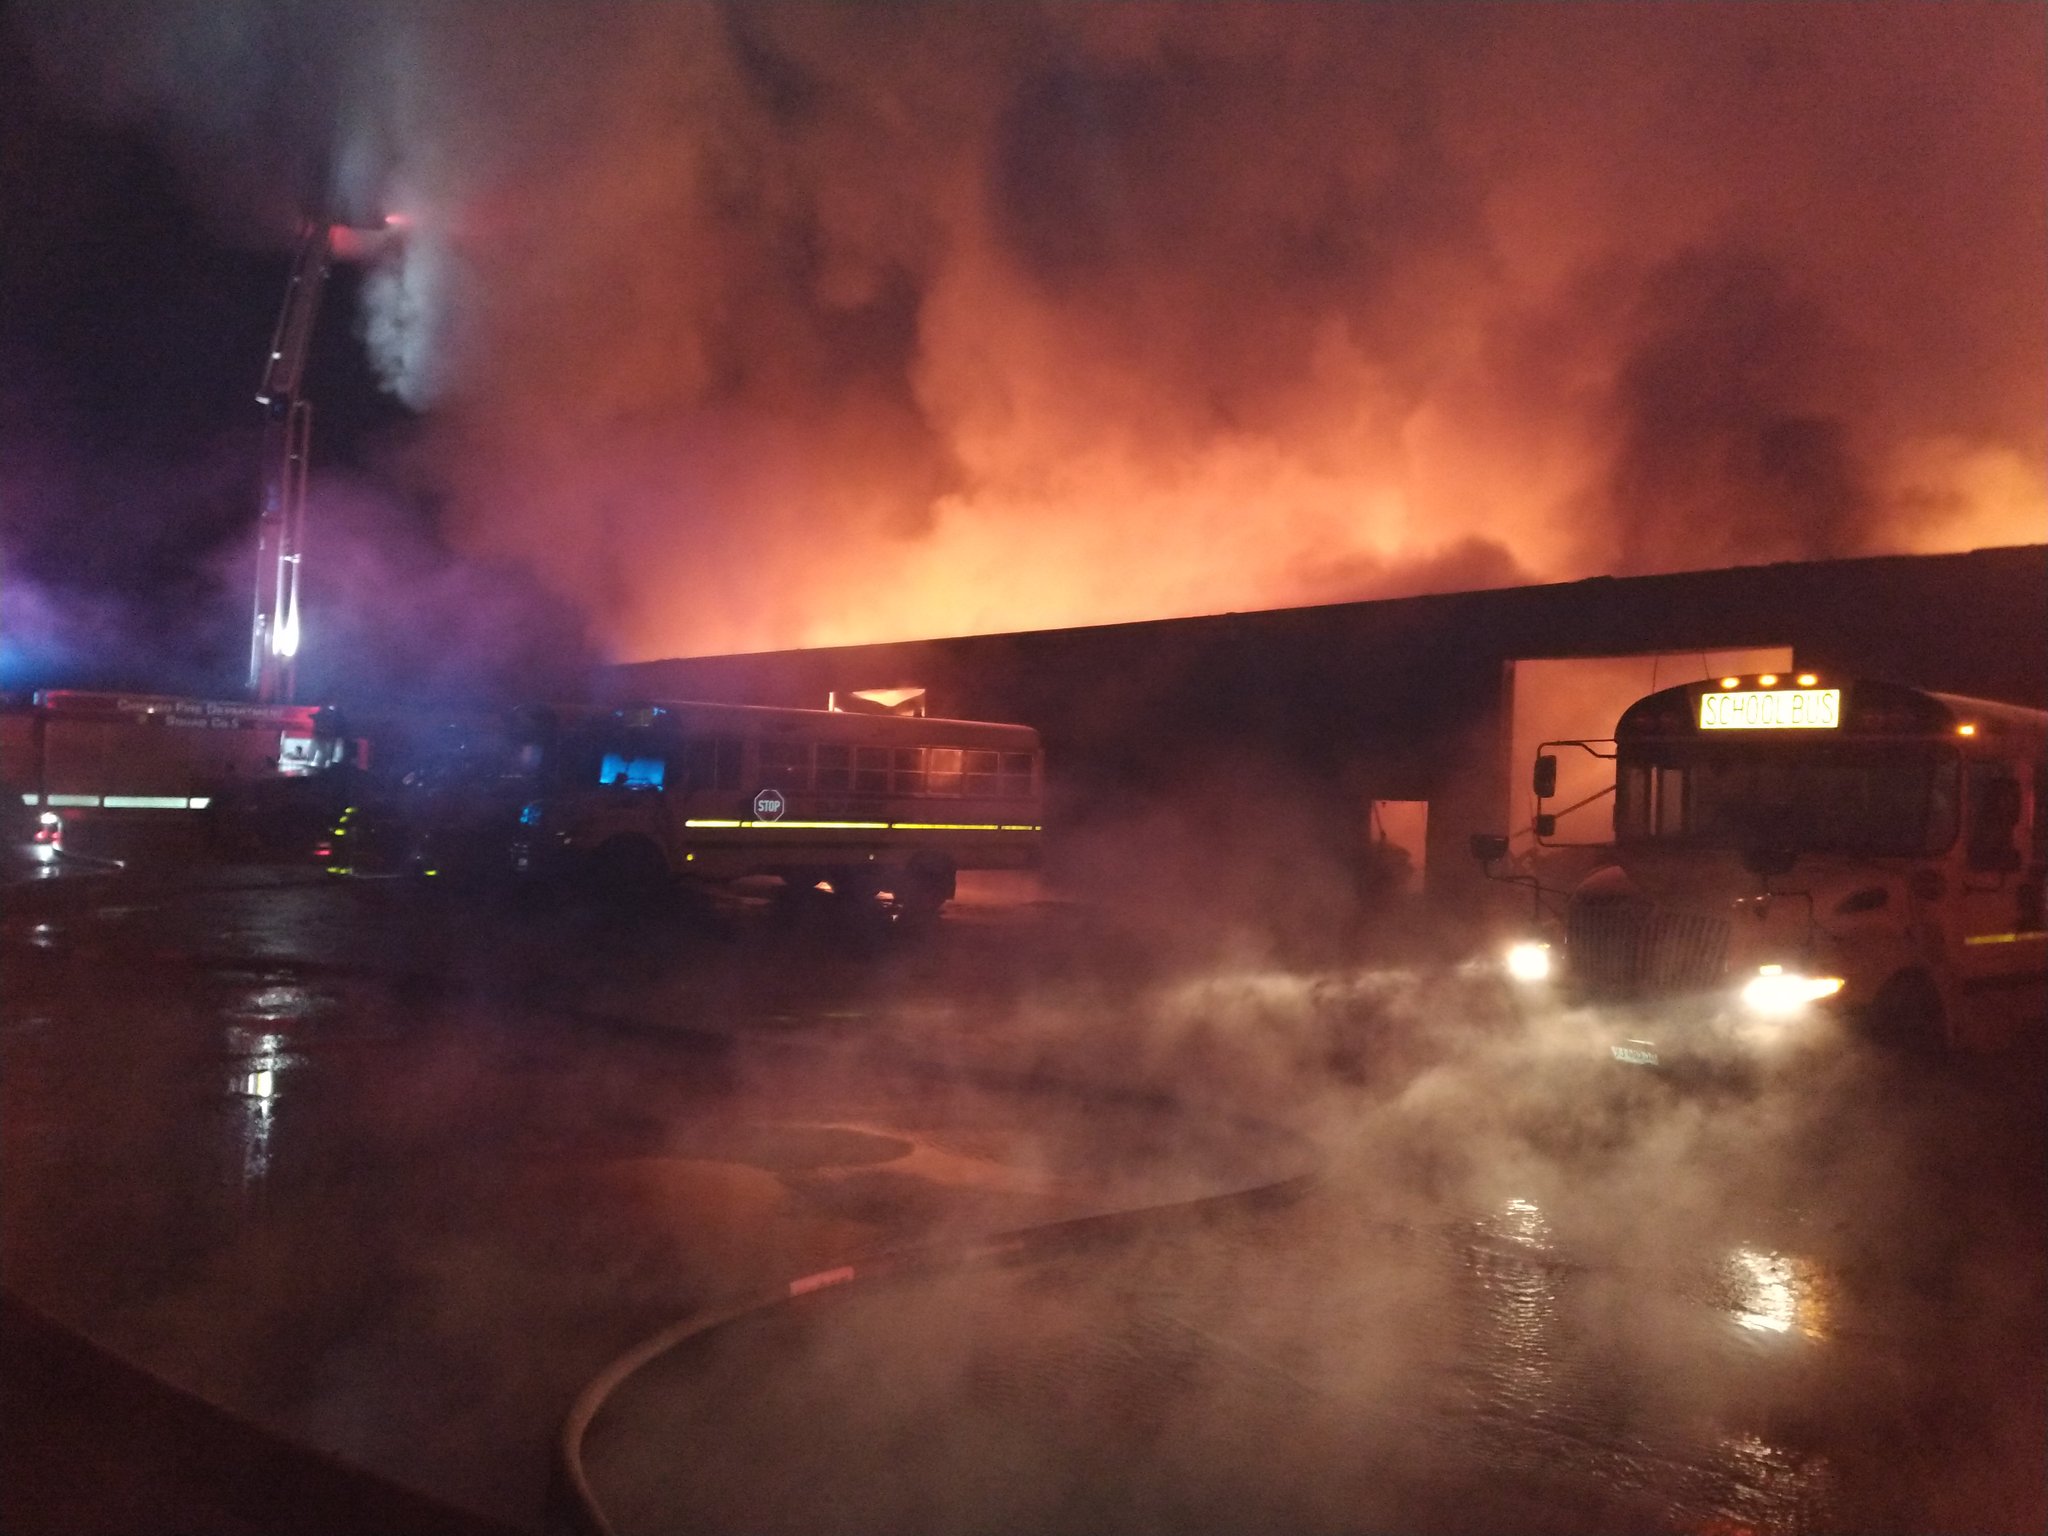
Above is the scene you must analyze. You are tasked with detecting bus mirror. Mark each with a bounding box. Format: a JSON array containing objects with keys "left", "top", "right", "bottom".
[
  {"left": 1469, "top": 833, "right": 1510, "bottom": 864},
  {"left": 1532, "top": 755, "right": 1558, "bottom": 800},
  {"left": 1533, "top": 813, "right": 1557, "bottom": 839}
]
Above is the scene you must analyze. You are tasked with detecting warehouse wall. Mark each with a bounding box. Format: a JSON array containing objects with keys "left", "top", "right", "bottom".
[{"left": 609, "top": 545, "right": 2047, "bottom": 911}]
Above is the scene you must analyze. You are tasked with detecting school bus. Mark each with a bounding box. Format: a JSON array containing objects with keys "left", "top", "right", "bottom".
[
  {"left": 1479, "top": 672, "right": 2046, "bottom": 1060},
  {"left": 510, "top": 700, "right": 1043, "bottom": 918}
]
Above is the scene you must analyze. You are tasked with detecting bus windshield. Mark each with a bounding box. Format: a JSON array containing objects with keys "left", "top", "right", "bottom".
[{"left": 1615, "top": 742, "right": 1960, "bottom": 857}]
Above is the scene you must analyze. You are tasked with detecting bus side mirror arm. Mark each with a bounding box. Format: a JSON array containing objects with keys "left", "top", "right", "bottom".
[
  {"left": 1470, "top": 832, "right": 1573, "bottom": 924},
  {"left": 1531, "top": 739, "right": 1617, "bottom": 821}
]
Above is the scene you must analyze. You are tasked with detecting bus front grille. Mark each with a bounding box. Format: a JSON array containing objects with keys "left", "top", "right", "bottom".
[{"left": 1567, "top": 898, "right": 1731, "bottom": 999}]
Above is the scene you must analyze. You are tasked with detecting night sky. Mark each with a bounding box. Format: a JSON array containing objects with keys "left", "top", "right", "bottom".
[
  {"left": 3, "top": 4, "right": 2043, "bottom": 699},
  {"left": 2, "top": 11, "right": 587, "bottom": 699},
  {"left": 3, "top": 24, "right": 405, "bottom": 693}
]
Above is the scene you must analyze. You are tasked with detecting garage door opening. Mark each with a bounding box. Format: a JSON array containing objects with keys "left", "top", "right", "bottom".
[{"left": 1366, "top": 799, "right": 1428, "bottom": 895}]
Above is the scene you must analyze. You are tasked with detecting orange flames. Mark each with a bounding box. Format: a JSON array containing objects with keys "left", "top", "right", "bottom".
[
  {"left": 40, "top": 4, "right": 2043, "bottom": 660},
  {"left": 384, "top": 5, "right": 2044, "bottom": 660}
]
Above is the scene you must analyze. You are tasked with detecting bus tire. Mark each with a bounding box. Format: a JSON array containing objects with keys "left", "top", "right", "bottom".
[
  {"left": 594, "top": 836, "right": 669, "bottom": 897},
  {"left": 827, "top": 866, "right": 882, "bottom": 908},
  {"left": 1863, "top": 969, "right": 1947, "bottom": 1056},
  {"left": 895, "top": 856, "right": 954, "bottom": 925}
]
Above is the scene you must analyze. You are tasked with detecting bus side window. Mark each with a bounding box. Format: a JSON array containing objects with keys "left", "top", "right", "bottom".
[
  {"left": 1615, "top": 763, "right": 1649, "bottom": 838},
  {"left": 927, "top": 748, "right": 962, "bottom": 796},
  {"left": 893, "top": 748, "right": 926, "bottom": 795},
  {"left": 855, "top": 747, "right": 890, "bottom": 794},
  {"left": 558, "top": 739, "right": 603, "bottom": 788},
  {"left": 816, "top": 745, "right": 851, "bottom": 793},
  {"left": 681, "top": 738, "right": 742, "bottom": 791},
  {"left": 681, "top": 740, "right": 712, "bottom": 791},
  {"left": 1655, "top": 765, "right": 1686, "bottom": 837},
  {"left": 1965, "top": 761, "right": 2024, "bottom": 873},
  {"left": 600, "top": 751, "right": 665, "bottom": 790},
  {"left": 965, "top": 750, "right": 1000, "bottom": 796},
  {"left": 760, "top": 740, "right": 810, "bottom": 790},
  {"left": 1000, "top": 753, "right": 1033, "bottom": 798},
  {"left": 1927, "top": 754, "right": 1961, "bottom": 852}
]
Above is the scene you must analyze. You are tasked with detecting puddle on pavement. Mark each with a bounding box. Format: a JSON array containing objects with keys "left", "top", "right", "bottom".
[
  {"left": 221, "top": 980, "right": 342, "bottom": 1026},
  {"left": 218, "top": 1026, "right": 303, "bottom": 1194}
]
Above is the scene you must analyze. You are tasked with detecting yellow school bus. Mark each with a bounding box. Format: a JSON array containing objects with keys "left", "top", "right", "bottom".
[
  {"left": 510, "top": 700, "right": 1043, "bottom": 919},
  {"left": 1489, "top": 673, "right": 2045, "bottom": 1060}
]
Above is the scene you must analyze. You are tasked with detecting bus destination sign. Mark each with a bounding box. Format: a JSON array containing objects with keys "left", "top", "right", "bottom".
[{"left": 1699, "top": 688, "right": 1842, "bottom": 731}]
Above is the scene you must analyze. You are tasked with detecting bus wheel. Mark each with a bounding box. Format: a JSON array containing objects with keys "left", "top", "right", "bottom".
[
  {"left": 828, "top": 866, "right": 883, "bottom": 909},
  {"left": 1864, "top": 970, "right": 1947, "bottom": 1057},
  {"left": 595, "top": 836, "right": 669, "bottom": 899},
  {"left": 894, "top": 857, "right": 954, "bottom": 926}
]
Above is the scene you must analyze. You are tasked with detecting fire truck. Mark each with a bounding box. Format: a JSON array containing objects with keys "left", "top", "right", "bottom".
[
  {"left": 1, "top": 690, "right": 355, "bottom": 861},
  {"left": 316, "top": 704, "right": 594, "bottom": 883},
  {"left": 1475, "top": 672, "right": 2047, "bottom": 1062}
]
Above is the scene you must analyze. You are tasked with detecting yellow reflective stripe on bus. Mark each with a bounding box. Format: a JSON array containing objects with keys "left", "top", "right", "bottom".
[
  {"left": 1963, "top": 931, "right": 2048, "bottom": 946},
  {"left": 761, "top": 821, "right": 891, "bottom": 830},
  {"left": 684, "top": 818, "right": 888, "bottom": 830}
]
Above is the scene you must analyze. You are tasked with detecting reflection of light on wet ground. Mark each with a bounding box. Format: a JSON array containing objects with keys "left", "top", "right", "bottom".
[
  {"left": 1729, "top": 1246, "right": 1832, "bottom": 1340},
  {"left": 226, "top": 1029, "right": 291, "bottom": 1192},
  {"left": 1493, "top": 1196, "right": 1552, "bottom": 1250},
  {"left": 1710, "top": 1429, "right": 1841, "bottom": 1532},
  {"left": 1463, "top": 1198, "right": 1565, "bottom": 1417},
  {"left": 230, "top": 983, "right": 332, "bottom": 1024},
  {"left": 239, "top": 1091, "right": 276, "bottom": 1189}
]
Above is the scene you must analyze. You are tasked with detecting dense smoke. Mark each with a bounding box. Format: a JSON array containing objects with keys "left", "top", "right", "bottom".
[{"left": 20, "top": 2, "right": 2046, "bottom": 660}]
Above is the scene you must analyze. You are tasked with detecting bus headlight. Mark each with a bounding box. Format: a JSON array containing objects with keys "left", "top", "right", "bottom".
[
  {"left": 1505, "top": 941, "right": 1553, "bottom": 983},
  {"left": 1741, "top": 964, "right": 1845, "bottom": 1017}
]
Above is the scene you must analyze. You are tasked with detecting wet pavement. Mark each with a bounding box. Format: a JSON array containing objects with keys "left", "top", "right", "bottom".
[{"left": 4, "top": 865, "right": 2043, "bottom": 1534}]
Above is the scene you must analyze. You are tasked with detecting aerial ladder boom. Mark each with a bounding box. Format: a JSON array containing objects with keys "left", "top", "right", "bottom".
[{"left": 248, "top": 219, "right": 332, "bottom": 703}]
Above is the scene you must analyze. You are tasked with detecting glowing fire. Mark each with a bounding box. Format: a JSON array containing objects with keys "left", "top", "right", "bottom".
[
  {"left": 396, "top": 7, "right": 2043, "bottom": 660},
  {"left": 32, "top": 6, "right": 2044, "bottom": 661}
]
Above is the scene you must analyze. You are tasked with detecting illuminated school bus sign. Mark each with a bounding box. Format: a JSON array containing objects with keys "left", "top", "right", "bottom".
[{"left": 1698, "top": 688, "right": 1842, "bottom": 731}]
